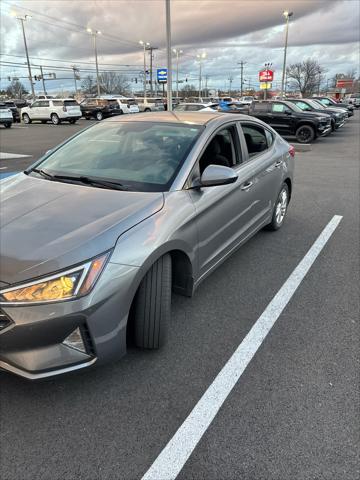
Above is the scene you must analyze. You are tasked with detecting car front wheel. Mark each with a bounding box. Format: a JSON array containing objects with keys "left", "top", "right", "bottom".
[
  {"left": 133, "top": 254, "right": 172, "bottom": 349},
  {"left": 22, "top": 113, "right": 31, "bottom": 124},
  {"left": 51, "top": 113, "right": 60, "bottom": 125},
  {"left": 295, "top": 124, "right": 315, "bottom": 143},
  {"left": 266, "top": 183, "right": 289, "bottom": 231},
  {"left": 95, "top": 111, "right": 103, "bottom": 121}
]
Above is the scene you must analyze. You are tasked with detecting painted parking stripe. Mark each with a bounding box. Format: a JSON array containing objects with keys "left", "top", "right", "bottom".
[
  {"left": 0, "top": 172, "right": 17, "bottom": 179},
  {"left": 141, "top": 215, "right": 343, "bottom": 480},
  {"left": 0, "top": 152, "right": 32, "bottom": 159}
]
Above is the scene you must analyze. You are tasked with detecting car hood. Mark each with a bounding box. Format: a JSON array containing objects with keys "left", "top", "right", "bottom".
[{"left": 0, "top": 173, "right": 164, "bottom": 285}]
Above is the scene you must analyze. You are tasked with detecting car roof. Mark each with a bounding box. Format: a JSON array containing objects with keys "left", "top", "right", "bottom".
[{"left": 104, "top": 111, "right": 239, "bottom": 126}]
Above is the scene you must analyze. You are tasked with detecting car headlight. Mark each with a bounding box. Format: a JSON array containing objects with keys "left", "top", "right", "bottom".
[{"left": 0, "top": 252, "right": 109, "bottom": 304}]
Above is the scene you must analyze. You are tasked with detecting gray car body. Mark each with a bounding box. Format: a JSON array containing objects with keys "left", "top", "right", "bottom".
[{"left": 0, "top": 112, "right": 294, "bottom": 379}]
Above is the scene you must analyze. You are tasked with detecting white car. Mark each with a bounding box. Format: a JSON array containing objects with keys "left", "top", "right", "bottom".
[
  {"left": 0, "top": 103, "right": 13, "bottom": 128},
  {"left": 21, "top": 99, "right": 82, "bottom": 125},
  {"left": 173, "top": 102, "right": 217, "bottom": 112},
  {"left": 239, "top": 96, "right": 254, "bottom": 104},
  {"left": 100, "top": 95, "right": 139, "bottom": 114},
  {"left": 135, "top": 97, "right": 165, "bottom": 112}
]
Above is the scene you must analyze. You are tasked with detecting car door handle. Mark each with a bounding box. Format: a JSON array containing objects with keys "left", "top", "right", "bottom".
[
  {"left": 275, "top": 160, "right": 283, "bottom": 168},
  {"left": 241, "top": 181, "right": 253, "bottom": 191}
]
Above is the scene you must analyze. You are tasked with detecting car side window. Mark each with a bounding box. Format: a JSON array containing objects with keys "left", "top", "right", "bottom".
[
  {"left": 31, "top": 101, "right": 40, "bottom": 108},
  {"left": 52, "top": 100, "right": 62, "bottom": 107},
  {"left": 265, "top": 129, "right": 274, "bottom": 147},
  {"left": 271, "top": 103, "right": 286, "bottom": 113},
  {"left": 295, "top": 101, "right": 311, "bottom": 111},
  {"left": 38, "top": 101, "right": 49, "bottom": 107},
  {"left": 241, "top": 124, "right": 269, "bottom": 158},
  {"left": 198, "top": 126, "right": 239, "bottom": 174}
]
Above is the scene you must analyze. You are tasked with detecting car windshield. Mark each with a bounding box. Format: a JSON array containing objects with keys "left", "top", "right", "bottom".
[
  {"left": 33, "top": 122, "right": 203, "bottom": 192},
  {"left": 308, "top": 99, "right": 325, "bottom": 109}
]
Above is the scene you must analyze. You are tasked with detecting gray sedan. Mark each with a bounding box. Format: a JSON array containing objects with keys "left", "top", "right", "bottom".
[{"left": 0, "top": 112, "right": 294, "bottom": 379}]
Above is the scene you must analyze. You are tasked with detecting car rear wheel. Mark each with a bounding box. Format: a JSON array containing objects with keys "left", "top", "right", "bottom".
[
  {"left": 95, "top": 111, "right": 103, "bottom": 121},
  {"left": 4, "top": 123, "right": 12, "bottom": 128},
  {"left": 22, "top": 113, "right": 31, "bottom": 124},
  {"left": 133, "top": 254, "right": 172, "bottom": 349},
  {"left": 69, "top": 119, "right": 77, "bottom": 124},
  {"left": 144, "top": 108, "right": 151, "bottom": 112},
  {"left": 296, "top": 124, "right": 315, "bottom": 143},
  {"left": 51, "top": 113, "right": 60, "bottom": 125},
  {"left": 266, "top": 183, "right": 289, "bottom": 231}
]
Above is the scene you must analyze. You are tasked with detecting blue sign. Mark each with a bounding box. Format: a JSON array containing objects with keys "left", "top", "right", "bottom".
[{"left": 157, "top": 68, "right": 167, "bottom": 83}]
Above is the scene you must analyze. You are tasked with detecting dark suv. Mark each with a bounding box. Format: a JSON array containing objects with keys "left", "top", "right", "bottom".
[
  {"left": 287, "top": 98, "right": 346, "bottom": 131},
  {"left": 249, "top": 100, "right": 332, "bottom": 143},
  {"left": 80, "top": 98, "right": 120, "bottom": 121},
  {"left": 312, "top": 96, "right": 354, "bottom": 117}
]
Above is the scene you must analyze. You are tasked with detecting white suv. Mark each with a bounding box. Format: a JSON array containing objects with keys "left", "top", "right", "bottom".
[{"left": 21, "top": 99, "right": 82, "bottom": 125}]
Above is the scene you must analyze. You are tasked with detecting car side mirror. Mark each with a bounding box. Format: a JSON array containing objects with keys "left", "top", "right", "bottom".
[{"left": 199, "top": 164, "right": 238, "bottom": 188}]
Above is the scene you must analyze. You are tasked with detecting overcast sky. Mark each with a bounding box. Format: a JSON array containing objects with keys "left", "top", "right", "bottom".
[{"left": 1, "top": 0, "right": 359, "bottom": 94}]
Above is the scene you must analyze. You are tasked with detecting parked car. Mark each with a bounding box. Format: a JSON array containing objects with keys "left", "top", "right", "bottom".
[
  {"left": 287, "top": 98, "right": 346, "bottom": 131},
  {"left": 173, "top": 102, "right": 217, "bottom": 112},
  {"left": 0, "top": 104, "right": 13, "bottom": 128},
  {"left": 217, "top": 102, "right": 250, "bottom": 114},
  {"left": 0, "top": 111, "right": 294, "bottom": 379},
  {"left": 100, "top": 95, "right": 140, "bottom": 114},
  {"left": 239, "top": 96, "right": 254, "bottom": 105},
  {"left": 346, "top": 94, "right": 360, "bottom": 108},
  {"left": 4, "top": 101, "right": 20, "bottom": 123},
  {"left": 80, "top": 98, "right": 121, "bottom": 120},
  {"left": 136, "top": 97, "right": 165, "bottom": 112},
  {"left": 36, "top": 95, "right": 55, "bottom": 99},
  {"left": 249, "top": 100, "right": 332, "bottom": 143},
  {"left": 312, "top": 96, "right": 354, "bottom": 116},
  {"left": 21, "top": 99, "right": 82, "bottom": 125}
]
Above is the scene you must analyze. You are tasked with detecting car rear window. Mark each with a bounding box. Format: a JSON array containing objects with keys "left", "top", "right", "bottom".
[{"left": 64, "top": 100, "right": 79, "bottom": 106}]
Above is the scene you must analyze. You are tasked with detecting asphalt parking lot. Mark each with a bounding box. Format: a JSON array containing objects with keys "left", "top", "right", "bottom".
[{"left": 0, "top": 113, "right": 359, "bottom": 480}]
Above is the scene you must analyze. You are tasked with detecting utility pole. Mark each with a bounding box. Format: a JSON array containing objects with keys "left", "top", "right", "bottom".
[
  {"left": 165, "top": 0, "right": 173, "bottom": 111},
  {"left": 15, "top": 15, "right": 35, "bottom": 99},
  {"left": 39, "top": 66, "right": 47, "bottom": 95},
  {"left": 197, "top": 53, "right": 206, "bottom": 101},
  {"left": 237, "top": 61, "right": 245, "bottom": 98},
  {"left": 228, "top": 75, "right": 233, "bottom": 96},
  {"left": 280, "top": 10, "right": 293, "bottom": 98},
  {"left": 71, "top": 65, "right": 80, "bottom": 95},
  {"left": 87, "top": 28, "right": 101, "bottom": 96},
  {"left": 148, "top": 46, "right": 158, "bottom": 95},
  {"left": 205, "top": 75, "right": 209, "bottom": 96},
  {"left": 139, "top": 40, "right": 150, "bottom": 99}
]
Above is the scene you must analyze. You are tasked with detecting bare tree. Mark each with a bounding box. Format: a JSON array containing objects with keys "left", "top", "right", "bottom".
[
  {"left": 286, "top": 59, "right": 326, "bottom": 96},
  {"left": 6, "top": 79, "right": 28, "bottom": 98},
  {"left": 98, "top": 72, "right": 130, "bottom": 95},
  {"left": 81, "top": 75, "right": 96, "bottom": 94}
]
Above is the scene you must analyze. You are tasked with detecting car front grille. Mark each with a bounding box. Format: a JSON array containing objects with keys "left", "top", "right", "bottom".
[{"left": 0, "top": 308, "right": 12, "bottom": 331}]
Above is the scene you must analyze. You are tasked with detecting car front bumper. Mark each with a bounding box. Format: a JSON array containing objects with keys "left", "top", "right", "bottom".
[{"left": 0, "top": 262, "right": 140, "bottom": 380}]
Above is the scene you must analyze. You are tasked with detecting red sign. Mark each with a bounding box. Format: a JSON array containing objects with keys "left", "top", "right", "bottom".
[
  {"left": 336, "top": 79, "right": 353, "bottom": 88},
  {"left": 259, "top": 69, "right": 274, "bottom": 82}
]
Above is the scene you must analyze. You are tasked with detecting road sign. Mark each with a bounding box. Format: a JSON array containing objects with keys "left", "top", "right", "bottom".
[
  {"left": 259, "top": 69, "right": 274, "bottom": 82},
  {"left": 260, "top": 82, "right": 272, "bottom": 89},
  {"left": 157, "top": 68, "right": 167, "bottom": 83},
  {"left": 336, "top": 79, "right": 353, "bottom": 88}
]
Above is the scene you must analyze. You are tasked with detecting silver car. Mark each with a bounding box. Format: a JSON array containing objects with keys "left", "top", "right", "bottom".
[{"left": 0, "top": 112, "right": 294, "bottom": 379}]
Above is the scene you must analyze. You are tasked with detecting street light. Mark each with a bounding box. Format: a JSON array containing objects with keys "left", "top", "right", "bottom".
[
  {"left": 139, "top": 40, "right": 150, "bottom": 99},
  {"left": 87, "top": 28, "right": 101, "bottom": 97},
  {"left": 12, "top": 13, "right": 35, "bottom": 99},
  {"left": 280, "top": 10, "right": 293, "bottom": 99},
  {"left": 196, "top": 52, "right": 206, "bottom": 101},
  {"left": 173, "top": 48, "right": 183, "bottom": 98}
]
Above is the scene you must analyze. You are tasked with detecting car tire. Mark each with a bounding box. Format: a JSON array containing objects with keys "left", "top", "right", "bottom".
[
  {"left": 51, "top": 113, "right": 60, "bottom": 125},
  {"left": 295, "top": 124, "right": 315, "bottom": 143},
  {"left": 4, "top": 123, "right": 12, "bottom": 128},
  {"left": 22, "top": 113, "right": 31, "bottom": 124},
  {"left": 133, "top": 254, "right": 172, "bottom": 349},
  {"left": 266, "top": 183, "right": 289, "bottom": 231},
  {"left": 95, "top": 111, "right": 103, "bottom": 121},
  {"left": 69, "top": 119, "right": 77, "bottom": 124},
  {"left": 119, "top": 109, "right": 124, "bottom": 115},
  {"left": 144, "top": 108, "right": 151, "bottom": 112}
]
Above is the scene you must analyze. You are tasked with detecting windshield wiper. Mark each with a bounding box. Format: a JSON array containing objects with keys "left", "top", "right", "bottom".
[{"left": 31, "top": 169, "right": 130, "bottom": 191}]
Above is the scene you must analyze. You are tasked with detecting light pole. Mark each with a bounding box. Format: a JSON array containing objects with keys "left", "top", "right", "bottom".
[
  {"left": 71, "top": 65, "right": 80, "bottom": 96},
  {"left": 280, "top": 10, "right": 293, "bottom": 99},
  {"left": 13, "top": 14, "right": 35, "bottom": 99},
  {"left": 197, "top": 53, "right": 206, "bottom": 101},
  {"left": 87, "top": 28, "right": 101, "bottom": 97},
  {"left": 139, "top": 40, "right": 150, "bottom": 100},
  {"left": 173, "top": 48, "right": 183, "bottom": 98}
]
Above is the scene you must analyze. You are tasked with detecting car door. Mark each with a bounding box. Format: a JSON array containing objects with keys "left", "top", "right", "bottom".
[
  {"left": 37, "top": 100, "right": 50, "bottom": 120},
  {"left": 268, "top": 102, "right": 294, "bottom": 135},
  {"left": 251, "top": 102, "right": 272, "bottom": 124},
  {"left": 239, "top": 121, "right": 285, "bottom": 221},
  {"left": 187, "top": 124, "right": 264, "bottom": 279},
  {"left": 29, "top": 101, "right": 41, "bottom": 119}
]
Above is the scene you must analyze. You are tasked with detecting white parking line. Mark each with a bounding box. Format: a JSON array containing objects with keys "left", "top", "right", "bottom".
[
  {"left": 141, "top": 215, "right": 343, "bottom": 480},
  {"left": 0, "top": 152, "right": 32, "bottom": 159}
]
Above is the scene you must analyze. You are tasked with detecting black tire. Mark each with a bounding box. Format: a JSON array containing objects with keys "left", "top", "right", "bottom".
[
  {"left": 51, "top": 113, "right": 60, "bottom": 125},
  {"left": 22, "top": 113, "right": 31, "bottom": 124},
  {"left": 295, "top": 124, "right": 315, "bottom": 143},
  {"left": 133, "top": 254, "right": 172, "bottom": 349},
  {"left": 95, "top": 111, "right": 103, "bottom": 121},
  {"left": 331, "top": 119, "right": 335, "bottom": 131},
  {"left": 69, "top": 119, "right": 77, "bottom": 124},
  {"left": 119, "top": 109, "right": 124, "bottom": 115},
  {"left": 266, "top": 183, "right": 289, "bottom": 231},
  {"left": 4, "top": 123, "right": 12, "bottom": 128},
  {"left": 144, "top": 108, "right": 151, "bottom": 112}
]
